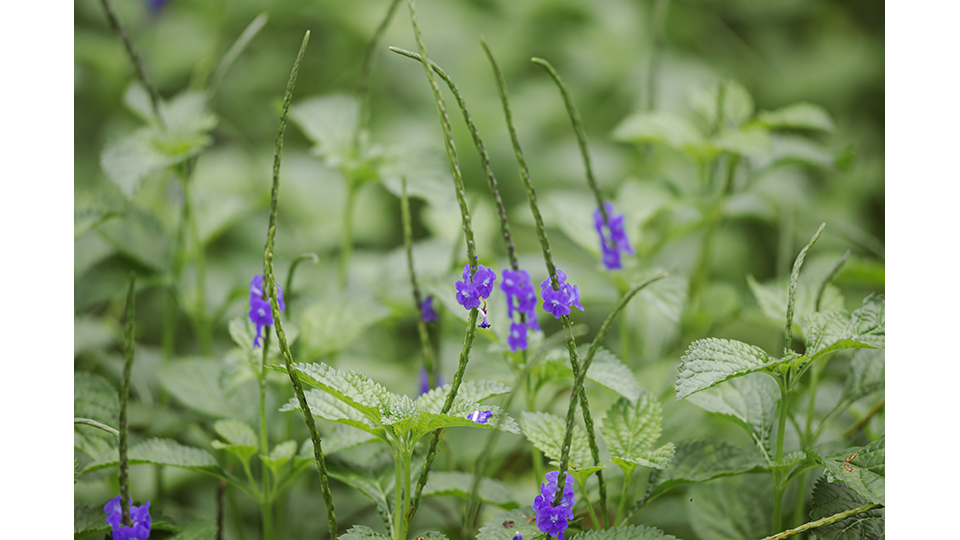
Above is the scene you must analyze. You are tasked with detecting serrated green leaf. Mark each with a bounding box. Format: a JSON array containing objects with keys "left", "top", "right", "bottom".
[
  {"left": 613, "top": 443, "right": 676, "bottom": 471},
  {"left": 801, "top": 294, "right": 885, "bottom": 361},
  {"left": 81, "top": 438, "right": 222, "bottom": 475},
  {"left": 747, "top": 275, "right": 844, "bottom": 334},
  {"left": 416, "top": 380, "right": 512, "bottom": 413},
  {"left": 327, "top": 471, "right": 394, "bottom": 534},
  {"left": 756, "top": 102, "right": 834, "bottom": 132},
  {"left": 839, "top": 349, "right": 884, "bottom": 405},
  {"left": 423, "top": 471, "right": 519, "bottom": 509},
  {"left": 689, "top": 79, "right": 755, "bottom": 127},
  {"left": 340, "top": 525, "right": 392, "bottom": 540},
  {"left": 612, "top": 112, "right": 706, "bottom": 155},
  {"left": 74, "top": 372, "right": 119, "bottom": 425},
  {"left": 644, "top": 440, "right": 767, "bottom": 502},
  {"left": 261, "top": 440, "right": 297, "bottom": 474},
  {"left": 687, "top": 475, "right": 771, "bottom": 540},
  {"left": 520, "top": 411, "right": 592, "bottom": 468},
  {"left": 74, "top": 504, "right": 179, "bottom": 540},
  {"left": 538, "top": 348, "right": 641, "bottom": 401},
  {"left": 686, "top": 374, "right": 779, "bottom": 463},
  {"left": 323, "top": 425, "right": 379, "bottom": 455},
  {"left": 413, "top": 399, "right": 520, "bottom": 440},
  {"left": 298, "top": 294, "right": 390, "bottom": 359},
  {"left": 601, "top": 393, "right": 665, "bottom": 467},
  {"left": 574, "top": 524, "right": 679, "bottom": 540},
  {"left": 676, "top": 338, "right": 781, "bottom": 399},
  {"left": 809, "top": 476, "right": 884, "bottom": 540},
  {"left": 280, "top": 388, "right": 382, "bottom": 435},
  {"left": 280, "top": 362, "right": 392, "bottom": 423},
  {"left": 157, "top": 358, "right": 254, "bottom": 420},
  {"left": 290, "top": 94, "right": 359, "bottom": 166},
  {"left": 816, "top": 437, "right": 884, "bottom": 505},
  {"left": 477, "top": 509, "right": 541, "bottom": 540},
  {"left": 211, "top": 419, "right": 258, "bottom": 464}
]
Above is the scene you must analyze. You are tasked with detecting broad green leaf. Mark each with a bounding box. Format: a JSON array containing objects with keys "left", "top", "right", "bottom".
[
  {"left": 477, "top": 509, "right": 541, "bottom": 540},
  {"left": 746, "top": 275, "right": 844, "bottom": 335},
  {"left": 687, "top": 475, "right": 771, "bottom": 540},
  {"left": 423, "top": 471, "right": 519, "bottom": 509},
  {"left": 101, "top": 129, "right": 181, "bottom": 197},
  {"left": 379, "top": 148, "right": 456, "bottom": 208},
  {"left": 227, "top": 317, "right": 297, "bottom": 367},
  {"left": 573, "top": 524, "right": 679, "bottom": 540},
  {"left": 676, "top": 338, "right": 781, "bottom": 399},
  {"left": 614, "top": 443, "right": 675, "bottom": 471},
  {"left": 612, "top": 112, "right": 705, "bottom": 154},
  {"left": 757, "top": 135, "right": 836, "bottom": 170},
  {"left": 520, "top": 411, "right": 592, "bottom": 468},
  {"left": 815, "top": 437, "right": 884, "bottom": 505},
  {"left": 97, "top": 205, "right": 173, "bottom": 272},
  {"left": 298, "top": 294, "right": 390, "bottom": 359},
  {"left": 165, "top": 521, "right": 218, "bottom": 540},
  {"left": 756, "top": 102, "right": 835, "bottom": 132},
  {"left": 74, "top": 504, "right": 179, "bottom": 540},
  {"left": 801, "top": 294, "right": 885, "bottom": 360},
  {"left": 261, "top": 440, "right": 297, "bottom": 475},
  {"left": 280, "top": 388, "right": 382, "bottom": 435},
  {"left": 290, "top": 94, "right": 359, "bottom": 164},
  {"left": 539, "top": 190, "right": 605, "bottom": 257},
  {"left": 538, "top": 348, "right": 641, "bottom": 401},
  {"left": 839, "top": 349, "right": 884, "bottom": 405},
  {"left": 74, "top": 372, "right": 119, "bottom": 425},
  {"left": 809, "top": 477, "right": 884, "bottom": 540},
  {"left": 157, "top": 358, "right": 254, "bottom": 420},
  {"left": 278, "top": 362, "right": 392, "bottom": 423},
  {"left": 709, "top": 126, "right": 771, "bottom": 157},
  {"left": 644, "top": 440, "right": 766, "bottom": 502},
  {"left": 689, "top": 79, "right": 755, "bottom": 127},
  {"left": 211, "top": 419, "right": 258, "bottom": 464},
  {"left": 74, "top": 316, "right": 116, "bottom": 356},
  {"left": 601, "top": 393, "right": 667, "bottom": 468},
  {"left": 686, "top": 374, "right": 779, "bottom": 463},
  {"left": 82, "top": 438, "right": 221, "bottom": 475},
  {"left": 412, "top": 398, "right": 520, "bottom": 440},
  {"left": 323, "top": 424, "right": 379, "bottom": 455},
  {"left": 416, "top": 380, "right": 512, "bottom": 413},
  {"left": 327, "top": 470, "right": 394, "bottom": 534}
]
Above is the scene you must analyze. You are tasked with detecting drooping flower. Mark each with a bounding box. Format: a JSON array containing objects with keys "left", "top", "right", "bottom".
[
  {"left": 249, "top": 275, "right": 285, "bottom": 348},
  {"left": 104, "top": 495, "right": 152, "bottom": 540},
  {"left": 532, "top": 471, "right": 575, "bottom": 540},
  {"left": 419, "top": 368, "right": 443, "bottom": 396},
  {"left": 421, "top": 296, "right": 439, "bottom": 323},
  {"left": 507, "top": 322, "right": 528, "bottom": 352},
  {"left": 501, "top": 268, "right": 540, "bottom": 331},
  {"left": 468, "top": 410, "right": 493, "bottom": 424},
  {"left": 540, "top": 270, "right": 584, "bottom": 319},
  {"left": 455, "top": 264, "right": 496, "bottom": 328},
  {"left": 593, "top": 202, "right": 634, "bottom": 270}
]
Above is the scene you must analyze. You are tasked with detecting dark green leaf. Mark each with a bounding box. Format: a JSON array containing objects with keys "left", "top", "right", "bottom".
[
  {"left": 81, "top": 438, "right": 222, "bottom": 475},
  {"left": 676, "top": 338, "right": 781, "bottom": 399},
  {"left": 687, "top": 475, "right": 771, "bottom": 540},
  {"left": 809, "top": 477, "right": 884, "bottom": 540},
  {"left": 815, "top": 437, "right": 884, "bottom": 505},
  {"left": 644, "top": 440, "right": 766, "bottom": 502},
  {"left": 686, "top": 373, "right": 779, "bottom": 463},
  {"left": 423, "top": 471, "right": 519, "bottom": 509}
]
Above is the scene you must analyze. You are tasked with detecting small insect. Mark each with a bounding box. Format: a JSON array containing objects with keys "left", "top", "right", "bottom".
[
  {"left": 843, "top": 464, "right": 853, "bottom": 472},
  {"left": 845, "top": 452, "right": 859, "bottom": 462},
  {"left": 502, "top": 521, "right": 515, "bottom": 529},
  {"left": 689, "top": 498, "right": 694, "bottom": 502},
  {"left": 528, "top": 517, "right": 537, "bottom": 523}
]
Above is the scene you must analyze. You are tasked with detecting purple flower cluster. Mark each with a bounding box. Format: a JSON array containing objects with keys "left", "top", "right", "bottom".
[
  {"left": 421, "top": 296, "right": 439, "bottom": 323},
  {"left": 593, "top": 202, "right": 634, "bottom": 270},
  {"left": 455, "top": 264, "right": 497, "bottom": 328},
  {"left": 104, "top": 495, "right": 152, "bottom": 540},
  {"left": 249, "top": 275, "right": 285, "bottom": 348},
  {"left": 501, "top": 268, "right": 539, "bottom": 351},
  {"left": 540, "top": 270, "right": 584, "bottom": 319},
  {"left": 532, "top": 471, "right": 575, "bottom": 540}
]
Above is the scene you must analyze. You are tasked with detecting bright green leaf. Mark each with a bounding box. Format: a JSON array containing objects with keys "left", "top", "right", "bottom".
[
  {"left": 290, "top": 94, "right": 359, "bottom": 166},
  {"left": 709, "top": 127, "right": 771, "bottom": 157},
  {"left": 756, "top": 102, "right": 835, "bottom": 132},
  {"left": 747, "top": 275, "right": 844, "bottom": 335},
  {"left": 689, "top": 79, "right": 755, "bottom": 127},
  {"left": 644, "top": 440, "right": 766, "bottom": 502},
  {"left": 157, "top": 358, "right": 255, "bottom": 420},
  {"left": 416, "top": 380, "right": 512, "bottom": 413},
  {"left": 801, "top": 294, "right": 885, "bottom": 360},
  {"left": 520, "top": 411, "right": 592, "bottom": 468},
  {"left": 278, "top": 362, "right": 392, "bottom": 423},
  {"left": 676, "top": 338, "right": 781, "bottom": 399},
  {"left": 74, "top": 372, "right": 119, "bottom": 425},
  {"left": 81, "top": 438, "right": 222, "bottom": 475},
  {"left": 612, "top": 112, "right": 705, "bottom": 155},
  {"left": 261, "top": 440, "right": 297, "bottom": 474},
  {"left": 687, "top": 475, "right": 771, "bottom": 540},
  {"left": 809, "top": 476, "right": 884, "bottom": 540},
  {"left": 423, "top": 471, "right": 519, "bottom": 509},
  {"left": 280, "top": 388, "right": 381, "bottom": 434},
  {"left": 539, "top": 348, "right": 641, "bottom": 401},
  {"left": 298, "top": 294, "right": 390, "bottom": 359},
  {"left": 477, "top": 509, "right": 541, "bottom": 540},
  {"left": 601, "top": 393, "right": 666, "bottom": 467},
  {"left": 211, "top": 419, "right": 259, "bottom": 464},
  {"left": 686, "top": 374, "right": 779, "bottom": 463}
]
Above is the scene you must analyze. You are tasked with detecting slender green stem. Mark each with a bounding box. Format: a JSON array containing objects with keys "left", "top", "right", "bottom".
[
  {"left": 815, "top": 250, "right": 851, "bottom": 312},
  {"left": 356, "top": 0, "right": 403, "bottom": 150},
  {"left": 97, "top": 0, "right": 164, "bottom": 126},
  {"left": 758, "top": 503, "right": 883, "bottom": 540},
  {"left": 575, "top": 474, "right": 600, "bottom": 529},
  {"left": 74, "top": 417, "right": 119, "bottom": 437},
  {"left": 259, "top": 330, "right": 274, "bottom": 540},
  {"left": 784, "top": 223, "right": 826, "bottom": 356},
  {"left": 401, "top": 447, "right": 413, "bottom": 540},
  {"left": 261, "top": 31, "right": 338, "bottom": 539},
  {"left": 209, "top": 13, "right": 268, "bottom": 102},
  {"left": 284, "top": 252, "right": 319, "bottom": 318},
  {"left": 216, "top": 475, "right": 227, "bottom": 540},
  {"left": 790, "top": 471, "right": 808, "bottom": 529},
  {"left": 338, "top": 182, "right": 357, "bottom": 290},
  {"left": 646, "top": 0, "right": 671, "bottom": 111},
  {"left": 392, "top": 446, "right": 405, "bottom": 540},
  {"left": 181, "top": 165, "right": 211, "bottom": 355},
  {"left": 842, "top": 399, "right": 885, "bottom": 439},
  {"left": 401, "top": 178, "right": 437, "bottom": 388},
  {"left": 118, "top": 273, "right": 136, "bottom": 526},
  {"left": 773, "top": 375, "right": 790, "bottom": 533},
  {"left": 530, "top": 57, "right": 608, "bottom": 225},
  {"left": 614, "top": 467, "right": 635, "bottom": 526}
]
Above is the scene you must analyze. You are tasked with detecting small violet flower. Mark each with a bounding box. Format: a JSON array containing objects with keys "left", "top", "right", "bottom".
[
  {"left": 104, "top": 495, "right": 152, "bottom": 540},
  {"left": 249, "top": 275, "right": 285, "bottom": 348},
  {"left": 532, "top": 471, "right": 575, "bottom": 540},
  {"left": 467, "top": 410, "right": 493, "bottom": 424},
  {"left": 593, "top": 202, "right": 634, "bottom": 270},
  {"left": 421, "top": 296, "right": 439, "bottom": 323},
  {"left": 501, "top": 268, "right": 540, "bottom": 331},
  {"left": 540, "top": 270, "right": 584, "bottom": 319},
  {"left": 513, "top": 533, "right": 523, "bottom": 540},
  {"left": 455, "top": 263, "right": 496, "bottom": 329},
  {"left": 507, "top": 322, "right": 528, "bottom": 352},
  {"left": 419, "top": 368, "right": 443, "bottom": 396}
]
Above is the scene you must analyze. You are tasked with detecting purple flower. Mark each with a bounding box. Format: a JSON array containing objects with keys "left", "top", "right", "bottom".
[
  {"left": 501, "top": 268, "right": 540, "bottom": 332},
  {"left": 421, "top": 296, "right": 439, "bottom": 323},
  {"left": 594, "top": 202, "right": 634, "bottom": 270},
  {"left": 513, "top": 533, "right": 523, "bottom": 540},
  {"left": 146, "top": 0, "right": 167, "bottom": 12},
  {"left": 104, "top": 495, "right": 152, "bottom": 540},
  {"left": 419, "top": 368, "right": 443, "bottom": 396},
  {"left": 540, "top": 270, "right": 584, "bottom": 319},
  {"left": 507, "top": 322, "right": 528, "bottom": 352},
  {"left": 532, "top": 472, "right": 575, "bottom": 540},
  {"left": 455, "top": 264, "right": 497, "bottom": 328},
  {"left": 249, "top": 275, "right": 285, "bottom": 348},
  {"left": 468, "top": 410, "right": 493, "bottom": 423}
]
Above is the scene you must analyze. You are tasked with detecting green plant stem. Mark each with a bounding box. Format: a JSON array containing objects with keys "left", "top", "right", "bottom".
[
  {"left": 357, "top": 0, "right": 402, "bottom": 147},
  {"left": 401, "top": 178, "right": 438, "bottom": 388},
  {"left": 401, "top": 447, "right": 413, "bottom": 540},
  {"left": 784, "top": 223, "right": 825, "bottom": 356},
  {"left": 392, "top": 446, "right": 405, "bottom": 540},
  {"left": 815, "top": 250, "right": 851, "bottom": 312},
  {"left": 259, "top": 330, "right": 274, "bottom": 540},
  {"left": 209, "top": 13, "right": 269, "bottom": 102},
  {"left": 74, "top": 417, "right": 120, "bottom": 437},
  {"left": 119, "top": 273, "right": 136, "bottom": 526},
  {"left": 180, "top": 164, "right": 212, "bottom": 355},
  {"left": 757, "top": 503, "right": 883, "bottom": 540},
  {"left": 842, "top": 399, "right": 885, "bottom": 439},
  {"left": 97, "top": 0, "right": 164, "bottom": 126},
  {"left": 338, "top": 182, "right": 358, "bottom": 290},
  {"left": 772, "top": 375, "right": 790, "bottom": 534},
  {"left": 284, "top": 252, "right": 319, "bottom": 318},
  {"left": 614, "top": 467, "right": 634, "bottom": 526},
  {"left": 261, "top": 31, "right": 338, "bottom": 539},
  {"left": 790, "top": 471, "right": 808, "bottom": 530},
  {"left": 530, "top": 57, "right": 608, "bottom": 225},
  {"left": 575, "top": 474, "right": 601, "bottom": 530}
]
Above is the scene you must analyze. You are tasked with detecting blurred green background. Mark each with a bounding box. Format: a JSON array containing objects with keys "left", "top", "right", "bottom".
[{"left": 74, "top": 0, "right": 883, "bottom": 539}]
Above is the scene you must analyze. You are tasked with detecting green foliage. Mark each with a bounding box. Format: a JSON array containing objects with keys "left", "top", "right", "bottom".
[
  {"left": 281, "top": 388, "right": 383, "bottom": 436},
  {"left": 643, "top": 440, "right": 767, "bottom": 503},
  {"left": 327, "top": 463, "right": 395, "bottom": 533},
  {"left": 520, "top": 411, "right": 592, "bottom": 469},
  {"left": 802, "top": 294, "right": 885, "bottom": 358},
  {"left": 157, "top": 358, "right": 256, "bottom": 421},
  {"left": 676, "top": 338, "right": 781, "bottom": 400},
  {"left": 297, "top": 294, "right": 391, "bottom": 359},
  {"left": 755, "top": 103, "right": 835, "bottom": 133},
  {"left": 813, "top": 437, "right": 885, "bottom": 505},
  {"left": 689, "top": 79, "right": 754, "bottom": 127},
  {"left": 687, "top": 475, "right": 771, "bottom": 540},
  {"left": 574, "top": 525, "right": 680, "bottom": 540},
  {"left": 601, "top": 393, "right": 674, "bottom": 471},
  {"left": 612, "top": 112, "right": 705, "bottom": 156},
  {"left": 423, "top": 471, "right": 519, "bottom": 509},
  {"left": 477, "top": 510, "right": 541, "bottom": 540},
  {"left": 74, "top": 372, "right": 119, "bottom": 426},
  {"left": 839, "top": 350, "right": 885, "bottom": 406},
  {"left": 261, "top": 440, "right": 298, "bottom": 475},
  {"left": 165, "top": 521, "right": 219, "bottom": 540},
  {"left": 809, "top": 477, "right": 884, "bottom": 540},
  {"left": 211, "top": 419, "right": 259, "bottom": 464},
  {"left": 81, "top": 438, "right": 221, "bottom": 476},
  {"left": 747, "top": 275, "right": 844, "bottom": 331},
  {"left": 538, "top": 348, "right": 641, "bottom": 401},
  {"left": 686, "top": 374, "right": 779, "bottom": 463},
  {"left": 290, "top": 94, "right": 360, "bottom": 166}
]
